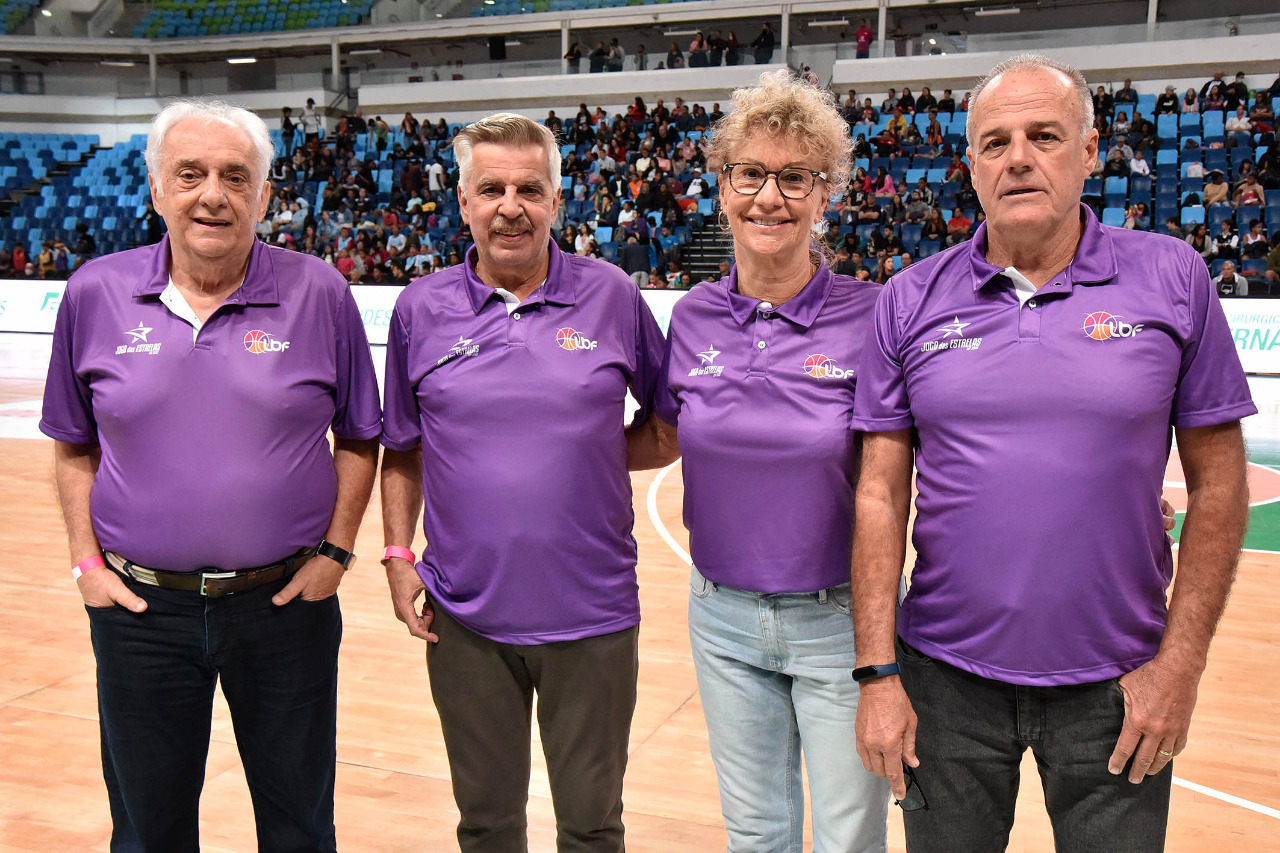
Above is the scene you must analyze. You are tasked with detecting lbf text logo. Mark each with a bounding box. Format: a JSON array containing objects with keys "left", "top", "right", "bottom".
[
  {"left": 556, "top": 327, "right": 598, "bottom": 351},
  {"left": 244, "top": 329, "right": 291, "bottom": 353},
  {"left": 1083, "top": 312, "right": 1144, "bottom": 341}
]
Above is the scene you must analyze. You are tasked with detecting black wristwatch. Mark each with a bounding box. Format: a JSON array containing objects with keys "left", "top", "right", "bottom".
[
  {"left": 316, "top": 539, "right": 357, "bottom": 571},
  {"left": 851, "top": 663, "right": 901, "bottom": 683}
]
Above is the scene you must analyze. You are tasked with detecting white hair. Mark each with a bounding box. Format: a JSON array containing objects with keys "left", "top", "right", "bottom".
[
  {"left": 453, "top": 112, "right": 561, "bottom": 189},
  {"left": 966, "top": 53, "right": 1094, "bottom": 143},
  {"left": 146, "top": 99, "right": 274, "bottom": 195}
]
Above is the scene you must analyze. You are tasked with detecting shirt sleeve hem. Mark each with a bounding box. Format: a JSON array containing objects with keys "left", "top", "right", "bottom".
[
  {"left": 1172, "top": 401, "right": 1259, "bottom": 429},
  {"left": 38, "top": 421, "right": 97, "bottom": 444},
  {"left": 849, "top": 414, "right": 915, "bottom": 432},
  {"left": 333, "top": 423, "right": 383, "bottom": 441},
  {"left": 380, "top": 434, "right": 422, "bottom": 452}
]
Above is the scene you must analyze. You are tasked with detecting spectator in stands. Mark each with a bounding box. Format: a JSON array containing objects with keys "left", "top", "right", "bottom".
[
  {"left": 1213, "top": 260, "right": 1247, "bottom": 296},
  {"left": 1123, "top": 202, "right": 1150, "bottom": 231},
  {"left": 689, "top": 32, "right": 709, "bottom": 68},
  {"left": 751, "top": 22, "right": 775, "bottom": 64},
  {"left": 645, "top": 270, "right": 667, "bottom": 289},
  {"left": 1267, "top": 235, "right": 1280, "bottom": 286},
  {"left": 946, "top": 208, "right": 972, "bottom": 245},
  {"left": 873, "top": 254, "right": 895, "bottom": 283},
  {"left": 589, "top": 41, "right": 608, "bottom": 73},
  {"left": 1115, "top": 79, "right": 1138, "bottom": 106},
  {"left": 920, "top": 207, "right": 947, "bottom": 243},
  {"left": 608, "top": 38, "right": 626, "bottom": 72},
  {"left": 280, "top": 106, "right": 296, "bottom": 158},
  {"left": 666, "top": 42, "right": 684, "bottom": 69},
  {"left": 1129, "top": 149, "right": 1150, "bottom": 176},
  {"left": 1225, "top": 107, "right": 1253, "bottom": 145},
  {"left": 1258, "top": 147, "right": 1280, "bottom": 190},
  {"left": 958, "top": 92, "right": 971, "bottom": 112},
  {"left": 1235, "top": 174, "right": 1265, "bottom": 209},
  {"left": 917, "top": 87, "right": 938, "bottom": 112},
  {"left": 564, "top": 42, "right": 583, "bottom": 73},
  {"left": 801, "top": 66, "right": 820, "bottom": 87},
  {"left": 1181, "top": 88, "right": 1199, "bottom": 114},
  {"left": 905, "top": 191, "right": 931, "bottom": 223},
  {"left": 935, "top": 89, "right": 955, "bottom": 114},
  {"left": 1186, "top": 223, "right": 1214, "bottom": 262},
  {"left": 1202, "top": 84, "right": 1226, "bottom": 114},
  {"left": 899, "top": 87, "right": 917, "bottom": 114},
  {"left": 1227, "top": 72, "right": 1249, "bottom": 110},
  {"left": 1213, "top": 220, "right": 1239, "bottom": 259},
  {"left": 301, "top": 97, "right": 322, "bottom": 145},
  {"left": 1101, "top": 145, "right": 1129, "bottom": 178},
  {"left": 892, "top": 25, "right": 908, "bottom": 56},
  {"left": 1248, "top": 92, "right": 1274, "bottom": 134},
  {"left": 855, "top": 19, "right": 874, "bottom": 58},
  {"left": 1242, "top": 220, "right": 1270, "bottom": 259},
  {"left": 706, "top": 31, "right": 725, "bottom": 66},
  {"left": 1093, "top": 86, "right": 1114, "bottom": 120},
  {"left": 619, "top": 233, "right": 650, "bottom": 285},
  {"left": 1110, "top": 110, "right": 1132, "bottom": 144},
  {"left": 1154, "top": 85, "right": 1178, "bottom": 115}
]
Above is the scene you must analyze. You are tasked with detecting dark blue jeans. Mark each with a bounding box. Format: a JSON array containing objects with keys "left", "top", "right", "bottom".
[
  {"left": 896, "top": 636, "right": 1171, "bottom": 853},
  {"left": 86, "top": 571, "right": 342, "bottom": 853}
]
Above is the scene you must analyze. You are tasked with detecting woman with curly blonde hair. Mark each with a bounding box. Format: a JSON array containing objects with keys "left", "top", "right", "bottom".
[{"left": 644, "top": 69, "right": 891, "bottom": 851}]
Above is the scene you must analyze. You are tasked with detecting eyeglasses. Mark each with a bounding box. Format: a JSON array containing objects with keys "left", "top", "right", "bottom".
[{"left": 722, "top": 163, "right": 828, "bottom": 200}]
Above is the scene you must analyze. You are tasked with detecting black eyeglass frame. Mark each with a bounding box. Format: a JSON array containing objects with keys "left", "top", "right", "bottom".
[{"left": 720, "top": 163, "right": 829, "bottom": 199}]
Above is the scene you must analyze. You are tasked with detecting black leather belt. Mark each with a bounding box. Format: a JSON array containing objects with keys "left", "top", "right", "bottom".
[{"left": 103, "top": 548, "right": 316, "bottom": 598}]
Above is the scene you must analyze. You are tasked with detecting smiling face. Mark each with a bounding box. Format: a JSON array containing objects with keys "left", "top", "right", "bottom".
[
  {"left": 967, "top": 67, "right": 1097, "bottom": 241},
  {"left": 149, "top": 118, "right": 269, "bottom": 268},
  {"left": 458, "top": 141, "right": 560, "bottom": 286},
  {"left": 719, "top": 134, "right": 828, "bottom": 270}
]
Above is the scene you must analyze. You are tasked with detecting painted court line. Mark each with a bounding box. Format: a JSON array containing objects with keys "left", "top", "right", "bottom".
[{"left": 645, "top": 464, "right": 1280, "bottom": 822}]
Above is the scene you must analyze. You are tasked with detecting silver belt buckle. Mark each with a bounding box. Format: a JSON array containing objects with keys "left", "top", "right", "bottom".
[{"left": 199, "top": 571, "right": 239, "bottom": 596}]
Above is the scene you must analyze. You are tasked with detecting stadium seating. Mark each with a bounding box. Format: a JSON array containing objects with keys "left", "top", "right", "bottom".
[
  {"left": 130, "top": 0, "right": 375, "bottom": 38},
  {"left": 0, "top": 0, "right": 40, "bottom": 35}
]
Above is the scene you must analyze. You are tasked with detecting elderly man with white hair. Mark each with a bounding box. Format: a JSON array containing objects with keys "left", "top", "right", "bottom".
[{"left": 40, "top": 99, "right": 382, "bottom": 852}]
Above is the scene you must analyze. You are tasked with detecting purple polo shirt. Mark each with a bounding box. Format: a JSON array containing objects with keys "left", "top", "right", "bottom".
[
  {"left": 657, "top": 266, "right": 882, "bottom": 593},
  {"left": 381, "top": 242, "right": 665, "bottom": 644},
  {"left": 852, "top": 205, "right": 1255, "bottom": 686},
  {"left": 40, "top": 237, "right": 382, "bottom": 571}
]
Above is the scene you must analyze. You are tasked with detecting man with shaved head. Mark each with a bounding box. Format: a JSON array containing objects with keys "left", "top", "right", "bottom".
[{"left": 850, "top": 54, "right": 1253, "bottom": 850}]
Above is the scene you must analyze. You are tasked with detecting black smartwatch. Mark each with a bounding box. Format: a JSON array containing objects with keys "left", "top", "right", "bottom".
[
  {"left": 316, "top": 539, "right": 357, "bottom": 571},
  {"left": 851, "top": 663, "right": 901, "bottom": 683}
]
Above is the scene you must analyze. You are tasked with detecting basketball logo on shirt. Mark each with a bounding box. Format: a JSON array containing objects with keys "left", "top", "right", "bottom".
[
  {"left": 803, "top": 354, "right": 854, "bottom": 379},
  {"left": 1083, "top": 312, "right": 1144, "bottom": 341},
  {"left": 555, "top": 327, "right": 598, "bottom": 351},
  {"left": 243, "top": 329, "right": 291, "bottom": 353}
]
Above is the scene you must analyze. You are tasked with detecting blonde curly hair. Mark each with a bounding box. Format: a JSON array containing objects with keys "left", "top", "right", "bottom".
[{"left": 706, "top": 69, "right": 853, "bottom": 201}]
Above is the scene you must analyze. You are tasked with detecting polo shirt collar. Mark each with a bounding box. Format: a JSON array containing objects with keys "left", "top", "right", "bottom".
[
  {"left": 724, "top": 262, "right": 835, "bottom": 330},
  {"left": 132, "top": 236, "right": 282, "bottom": 306},
  {"left": 461, "top": 240, "right": 578, "bottom": 315},
  {"left": 966, "top": 203, "right": 1119, "bottom": 295}
]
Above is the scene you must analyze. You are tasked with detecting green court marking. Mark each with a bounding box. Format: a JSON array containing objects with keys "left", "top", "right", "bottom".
[{"left": 1171, "top": 500, "right": 1280, "bottom": 552}]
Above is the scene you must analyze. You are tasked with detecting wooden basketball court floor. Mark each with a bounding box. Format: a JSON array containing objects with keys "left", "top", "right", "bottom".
[{"left": 0, "top": 331, "right": 1277, "bottom": 852}]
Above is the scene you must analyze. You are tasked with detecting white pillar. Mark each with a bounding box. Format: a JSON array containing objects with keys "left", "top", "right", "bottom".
[
  {"left": 561, "top": 21, "right": 570, "bottom": 74},
  {"left": 877, "top": 0, "right": 888, "bottom": 59}
]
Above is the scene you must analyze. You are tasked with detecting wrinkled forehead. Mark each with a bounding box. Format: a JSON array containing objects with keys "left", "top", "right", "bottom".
[{"left": 162, "top": 117, "right": 257, "bottom": 171}]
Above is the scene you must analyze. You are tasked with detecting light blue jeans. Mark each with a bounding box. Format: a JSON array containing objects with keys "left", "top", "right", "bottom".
[{"left": 689, "top": 566, "right": 890, "bottom": 853}]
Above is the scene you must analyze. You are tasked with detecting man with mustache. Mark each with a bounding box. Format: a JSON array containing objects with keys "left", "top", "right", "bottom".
[{"left": 379, "top": 112, "right": 666, "bottom": 852}]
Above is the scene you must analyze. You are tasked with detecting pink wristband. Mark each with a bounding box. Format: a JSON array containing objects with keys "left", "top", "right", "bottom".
[
  {"left": 381, "top": 546, "right": 416, "bottom": 566},
  {"left": 72, "top": 554, "right": 106, "bottom": 581}
]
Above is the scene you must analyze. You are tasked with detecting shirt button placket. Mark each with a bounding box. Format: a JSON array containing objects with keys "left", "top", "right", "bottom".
[
  {"left": 508, "top": 305, "right": 529, "bottom": 348},
  {"left": 749, "top": 313, "right": 772, "bottom": 374},
  {"left": 1019, "top": 296, "right": 1042, "bottom": 340}
]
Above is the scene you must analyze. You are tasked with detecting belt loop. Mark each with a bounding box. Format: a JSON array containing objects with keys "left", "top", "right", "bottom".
[{"left": 816, "top": 588, "right": 829, "bottom": 605}]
